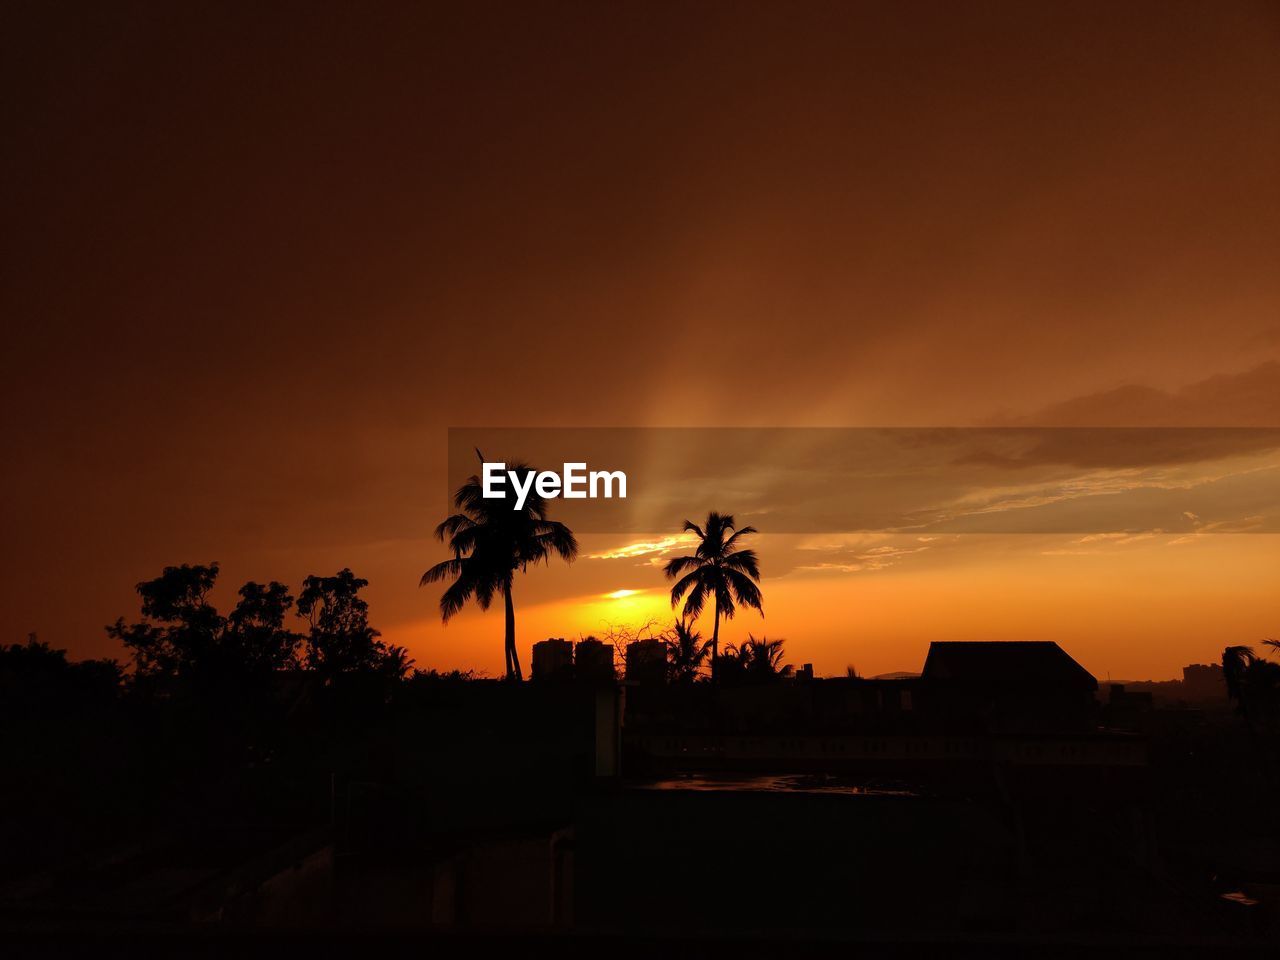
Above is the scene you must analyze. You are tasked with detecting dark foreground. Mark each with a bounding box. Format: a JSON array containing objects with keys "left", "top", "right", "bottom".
[
  {"left": 3, "top": 671, "right": 1279, "bottom": 955},
  {"left": 5, "top": 928, "right": 1280, "bottom": 960}
]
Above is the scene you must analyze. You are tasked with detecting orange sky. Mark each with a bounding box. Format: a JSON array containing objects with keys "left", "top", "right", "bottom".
[
  {"left": 390, "top": 530, "right": 1279, "bottom": 681},
  {"left": 1, "top": 1, "right": 1277, "bottom": 680}
]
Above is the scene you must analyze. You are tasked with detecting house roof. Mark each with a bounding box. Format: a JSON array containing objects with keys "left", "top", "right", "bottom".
[{"left": 921, "top": 641, "right": 1097, "bottom": 690}]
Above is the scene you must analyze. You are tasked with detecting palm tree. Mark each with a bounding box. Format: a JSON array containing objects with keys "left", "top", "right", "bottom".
[
  {"left": 741, "top": 634, "right": 791, "bottom": 679},
  {"left": 719, "top": 635, "right": 790, "bottom": 682},
  {"left": 665, "top": 620, "right": 709, "bottom": 683},
  {"left": 379, "top": 644, "right": 416, "bottom": 681},
  {"left": 664, "top": 512, "right": 763, "bottom": 678},
  {"left": 1223, "top": 645, "right": 1257, "bottom": 719},
  {"left": 715, "top": 640, "right": 747, "bottom": 684},
  {"left": 1223, "top": 643, "right": 1280, "bottom": 748},
  {"left": 421, "top": 461, "right": 577, "bottom": 680}
]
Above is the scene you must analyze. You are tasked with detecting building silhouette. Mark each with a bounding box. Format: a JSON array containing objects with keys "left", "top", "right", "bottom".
[
  {"left": 919, "top": 640, "right": 1098, "bottom": 734},
  {"left": 1182, "top": 662, "right": 1225, "bottom": 701},
  {"left": 531, "top": 638, "right": 573, "bottom": 682},
  {"left": 624, "top": 639, "right": 666, "bottom": 685},
  {"left": 574, "top": 637, "right": 615, "bottom": 683}
]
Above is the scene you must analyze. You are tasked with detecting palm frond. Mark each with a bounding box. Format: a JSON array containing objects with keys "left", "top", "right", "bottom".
[
  {"left": 726, "top": 568, "right": 764, "bottom": 614},
  {"left": 681, "top": 519, "right": 705, "bottom": 539},
  {"left": 715, "top": 581, "right": 738, "bottom": 620},
  {"left": 435, "top": 513, "right": 477, "bottom": 543},
  {"left": 663, "top": 554, "right": 700, "bottom": 579},
  {"left": 722, "top": 525, "right": 758, "bottom": 552},
  {"left": 722, "top": 547, "right": 760, "bottom": 579},
  {"left": 420, "top": 556, "right": 465, "bottom": 587},
  {"left": 672, "top": 572, "right": 710, "bottom": 621},
  {"left": 534, "top": 520, "right": 579, "bottom": 562},
  {"left": 439, "top": 574, "right": 477, "bottom": 621}
]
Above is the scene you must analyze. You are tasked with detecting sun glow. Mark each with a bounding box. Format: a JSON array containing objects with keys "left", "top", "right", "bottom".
[{"left": 605, "top": 589, "right": 642, "bottom": 599}]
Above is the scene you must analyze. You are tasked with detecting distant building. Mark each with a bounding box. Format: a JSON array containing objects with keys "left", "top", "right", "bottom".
[
  {"left": 1182, "top": 663, "right": 1225, "bottom": 702},
  {"left": 575, "top": 637, "right": 615, "bottom": 684},
  {"left": 532, "top": 638, "right": 573, "bottom": 682},
  {"left": 624, "top": 639, "right": 667, "bottom": 685},
  {"left": 1104, "top": 683, "right": 1153, "bottom": 730},
  {"left": 920, "top": 641, "right": 1098, "bottom": 733}
]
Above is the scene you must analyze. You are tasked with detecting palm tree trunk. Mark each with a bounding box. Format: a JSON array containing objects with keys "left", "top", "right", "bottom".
[
  {"left": 710, "top": 597, "right": 720, "bottom": 681},
  {"left": 504, "top": 577, "right": 522, "bottom": 681}
]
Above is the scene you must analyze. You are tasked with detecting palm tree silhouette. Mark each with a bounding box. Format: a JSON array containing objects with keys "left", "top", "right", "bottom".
[
  {"left": 1223, "top": 643, "right": 1280, "bottom": 749},
  {"left": 741, "top": 634, "right": 790, "bottom": 679},
  {"left": 421, "top": 461, "right": 577, "bottom": 680},
  {"left": 718, "top": 635, "right": 790, "bottom": 683},
  {"left": 665, "top": 620, "right": 709, "bottom": 683},
  {"left": 1223, "top": 645, "right": 1256, "bottom": 713},
  {"left": 664, "top": 512, "right": 762, "bottom": 679}
]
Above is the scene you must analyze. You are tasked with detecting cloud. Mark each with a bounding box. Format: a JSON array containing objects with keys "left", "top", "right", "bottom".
[
  {"left": 1168, "top": 514, "right": 1267, "bottom": 545},
  {"left": 1040, "top": 530, "right": 1162, "bottom": 555},
  {"left": 456, "top": 378, "right": 1280, "bottom": 537},
  {"left": 904, "top": 458, "right": 1280, "bottom": 535},
  {"left": 588, "top": 533, "right": 697, "bottom": 561},
  {"left": 789, "top": 533, "right": 932, "bottom": 575},
  {"left": 1074, "top": 532, "right": 1158, "bottom": 545},
  {"left": 996, "top": 361, "right": 1280, "bottom": 428}
]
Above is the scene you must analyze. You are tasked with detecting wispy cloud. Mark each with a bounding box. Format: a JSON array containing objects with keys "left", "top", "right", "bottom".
[
  {"left": 1041, "top": 531, "right": 1159, "bottom": 555},
  {"left": 1169, "top": 514, "right": 1266, "bottom": 545},
  {"left": 790, "top": 534, "right": 932, "bottom": 575},
  {"left": 588, "top": 533, "right": 697, "bottom": 561},
  {"left": 903, "top": 458, "right": 1280, "bottom": 534}
]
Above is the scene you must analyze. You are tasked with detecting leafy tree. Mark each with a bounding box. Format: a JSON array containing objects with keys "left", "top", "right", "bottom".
[
  {"left": 108, "top": 562, "right": 224, "bottom": 679},
  {"left": 297, "top": 569, "right": 407, "bottom": 681},
  {"left": 0, "top": 634, "right": 121, "bottom": 711},
  {"left": 2, "top": 634, "right": 72, "bottom": 672},
  {"left": 421, "top": 461, "right": 578, "bottom": 680},
  {"left": 108, "top": 563, "right": 300, "bottom": 683},
  {"left": 224, "top": 580, "right": 302, "bottom": 673},
  {"left": 664, "top": 512, "right": 763, "bottom": 679}
]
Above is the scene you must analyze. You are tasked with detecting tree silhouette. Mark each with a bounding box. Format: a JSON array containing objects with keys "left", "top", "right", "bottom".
[
  {"left": 421, "top": 461, "right": 578, "bottom": 681},
  {"left": 741, "top": 634, "right": 791, "bottom": 679},
  {"left": 1223, "top": 644, "right": 1280, "bottom": 747},
  {"left": 297, "top": 569, "right": 403, "bottom": 681},
  {"left": 379, "top": 644, "right": 417, "bottom": 681},
  {"left": 1223, "top": 645, "right": 1255, "bottom": 713},
  {"left": 109, "top": 563, "right": 299, "bottom": 683},
  {"left": 111, "top": 563, "right": 407, "bottom": 691},
  {"left": 1, "top": 634, "right": 121, "bottom": 712},
  {"left": 224, "top": 580, "right": 302, "bottom": 674},
  {"left": 108, "top": 562, "right": 223, "bottom": 679},
  {"left": 718, "top": 635, "right": 790, "bottom": 684},
  {"left": 664, "top": 512, "right": 763, "bottom": 679},
  {"left": 665, "top": 620, "right": 709, "bottom": 683},
  {"left": 713, "top": 640, "right": 747, "bottom": 684}
]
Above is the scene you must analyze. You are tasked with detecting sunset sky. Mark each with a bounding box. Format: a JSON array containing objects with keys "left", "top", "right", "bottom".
[{"left": 2, "top": 1, "right": 1277, "bottom": 681}]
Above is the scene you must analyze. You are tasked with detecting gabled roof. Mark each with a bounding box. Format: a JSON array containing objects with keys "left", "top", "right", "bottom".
[{"left": 921, "top": 641, "right": 1096, "bottom": 690}]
